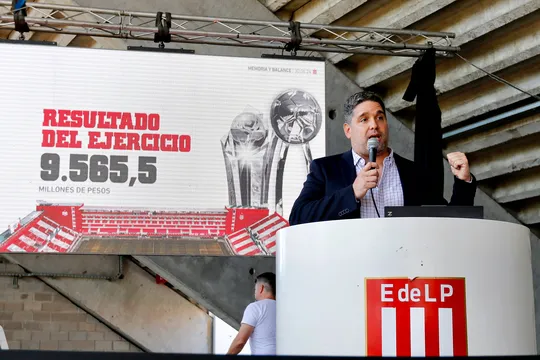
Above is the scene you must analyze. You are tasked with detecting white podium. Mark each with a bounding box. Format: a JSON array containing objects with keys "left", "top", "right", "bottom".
[{"left": 275, "top": 218, "right": 537, "bottom": 356}]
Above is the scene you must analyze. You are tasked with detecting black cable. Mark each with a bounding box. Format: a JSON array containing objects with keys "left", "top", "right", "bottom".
[
  {"left": 456, "top": 53, "right": 540, "bottom": 102},
  {"left": 370, "top": 188, "right": 380, "bottom": 218}
]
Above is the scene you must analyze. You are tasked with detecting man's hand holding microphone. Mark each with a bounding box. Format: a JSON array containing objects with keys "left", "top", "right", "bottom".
[
  {"left": 353, "top": 137, "right": 380, "bottom": 201},
  {"left": 353, "top": 163, "right": 378, "bottom": 201}
]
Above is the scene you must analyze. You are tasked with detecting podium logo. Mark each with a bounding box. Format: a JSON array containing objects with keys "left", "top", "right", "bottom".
[{"left": 365, "top": 278, "right": 467, "bottom": 357}]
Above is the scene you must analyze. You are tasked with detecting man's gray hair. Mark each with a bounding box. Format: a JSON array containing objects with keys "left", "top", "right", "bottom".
[{"left": 343, "top": 90, "right": 386, "bottom": 124}]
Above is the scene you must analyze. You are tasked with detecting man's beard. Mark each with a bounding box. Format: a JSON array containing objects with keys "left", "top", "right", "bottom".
[{"left": 374, "top": 138, "right": 388, "bottom": 154}]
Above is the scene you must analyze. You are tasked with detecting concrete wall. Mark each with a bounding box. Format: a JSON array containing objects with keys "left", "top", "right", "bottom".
[
  {"left": 0, "top": 262, "right": 139, "bottom": 352},
  {"left": 1, "top": 255, "right": 213, "bottom": 353},
  {"left": 135, "top": 256, "right": 276, "bottom": 330}
]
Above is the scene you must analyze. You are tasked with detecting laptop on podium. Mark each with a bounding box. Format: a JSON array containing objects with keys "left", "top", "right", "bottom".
[{"left": 384, "top": 205, "right": 484, "bottom": 219}]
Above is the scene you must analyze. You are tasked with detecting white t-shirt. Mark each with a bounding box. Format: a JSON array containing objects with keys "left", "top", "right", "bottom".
[{"left": 241, "top": 299, "right": 276, "bottom": 355}]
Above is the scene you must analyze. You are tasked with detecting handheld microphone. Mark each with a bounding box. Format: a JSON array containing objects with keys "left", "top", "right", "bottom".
[
  {"left": 367, "top": 137, "right": 379, "bottom": 164},
  {"left": 367, "top": 137, "right": 380, "bottom": 218}
]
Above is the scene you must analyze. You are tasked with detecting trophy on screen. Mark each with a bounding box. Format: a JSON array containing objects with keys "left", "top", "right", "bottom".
[
  {"left": 270, "top": 89, "right": 322, "bottom": 215},
  {"left": 221, "top": 106, "right": 278, "bottom": 208},
  {"left": 221, "top": 90, "right": 322, "bottom": 215}
]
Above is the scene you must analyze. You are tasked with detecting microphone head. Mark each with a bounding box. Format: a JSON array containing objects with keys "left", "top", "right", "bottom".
[
  {"left": 367, "top": 137, "right": 379, "bottom": 150},
  {"left": 367, "top": 137, "right": 379, "bottom": 163}
]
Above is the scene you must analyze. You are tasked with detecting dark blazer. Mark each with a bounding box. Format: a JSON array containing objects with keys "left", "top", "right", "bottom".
[{"left": 288, "top": 150, "right": 477, "bottom": 225}]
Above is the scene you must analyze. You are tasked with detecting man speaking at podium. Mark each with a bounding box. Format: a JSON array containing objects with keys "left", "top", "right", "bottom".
[{"left": 289, "top": 91, "right": 477, "bottom": 225}]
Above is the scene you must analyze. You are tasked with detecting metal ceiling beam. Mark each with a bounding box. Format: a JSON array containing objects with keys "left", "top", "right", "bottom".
[
  {"left": 444, "top": 111, "right": 540, "bottom": 156},
  {"left": 383, "top": 12, "right": 540, "bottom": 115},
  {"left": 492, "top": 170, "right": 540, "bottom": 204},
  {"left": 291, "top": 0, "right": 368, "bottom": 28},
  {"left": 326, "top": 0, "right": 458, "bottom": 64},
  {"left": 469, "top": 140, "right": 540, "bottom": 181},
  {"left": 517, "top": 202, "right": 540, "bottom": 225},
  {"left": 349, "top": 0, "right": 540, "bottom": 87},
  {"left": 443, "top": 101, "right": 540, "bottom": 140},
  {"left": 0, "top": 0, "right": 458, "bottom": 57}
]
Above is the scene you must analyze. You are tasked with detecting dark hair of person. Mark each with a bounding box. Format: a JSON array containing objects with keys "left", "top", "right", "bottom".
[
  {"left": 343, "top": 90, "right": 386, "bottom": 124},
  {"left": 255, "top": 272, "right": 276, "bottom": 296}
]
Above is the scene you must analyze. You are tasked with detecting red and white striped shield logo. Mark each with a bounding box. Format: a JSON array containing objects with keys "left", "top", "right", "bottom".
[{"left": 365, "top": 278, "right": 467, "bottom": 356}]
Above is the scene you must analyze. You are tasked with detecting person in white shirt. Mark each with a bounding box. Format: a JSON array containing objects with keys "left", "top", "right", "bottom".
[{"left": 227, "top": 272, "right": 276, "bottom": 355}]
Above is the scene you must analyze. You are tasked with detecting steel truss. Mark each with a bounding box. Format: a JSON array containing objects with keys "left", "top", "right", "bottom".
[{"left": 0, "top": 1, "right": 459, "bottom": 57}]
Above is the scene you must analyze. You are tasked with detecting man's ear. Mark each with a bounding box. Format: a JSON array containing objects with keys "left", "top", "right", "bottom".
[{"left": 344, "top": 122, "right": 351, "bottom": 139}]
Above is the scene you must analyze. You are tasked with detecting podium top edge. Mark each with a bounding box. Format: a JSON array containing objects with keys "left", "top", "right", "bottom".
[{"left": 285, "top": 217, "right": 528, "bottom": 232}]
